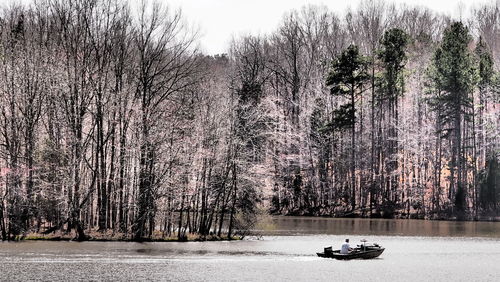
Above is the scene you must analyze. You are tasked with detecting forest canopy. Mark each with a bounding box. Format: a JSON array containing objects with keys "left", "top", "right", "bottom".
[{"left": 0, "top": 0, "right": 499, "bottom": 241}]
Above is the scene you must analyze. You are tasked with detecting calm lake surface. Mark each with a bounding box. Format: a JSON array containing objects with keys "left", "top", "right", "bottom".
[{"left": 2, "top": 216, "right": 500, "bottom": 281}]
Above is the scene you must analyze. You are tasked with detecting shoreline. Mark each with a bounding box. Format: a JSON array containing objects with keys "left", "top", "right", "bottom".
[
  {"left": 272, "top": 213, "right": 500, "bottom": 222},
  {"left": 6, "top": 215, "right": 500, "bottom": 242},
  {"left": 4, "top": 233, "right": 243, "bottom": 243}
]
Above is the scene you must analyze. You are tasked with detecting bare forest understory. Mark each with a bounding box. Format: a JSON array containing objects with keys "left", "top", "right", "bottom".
[{"left": 1, "top": 0, "right": 500, "bottom": 241}]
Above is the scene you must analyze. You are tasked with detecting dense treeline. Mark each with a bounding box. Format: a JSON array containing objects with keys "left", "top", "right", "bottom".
[
  {"left": 261, "top": 1, "right": 500, "bottom": 220},
  {"left": 262, "top": 2, "right": 500, "bottom": 220},
  {"left": 0, "top": 0, "right": 499, "bottom": 241},
  {"left": 0, "top": 0, "right": 261, "bottom": 241}
]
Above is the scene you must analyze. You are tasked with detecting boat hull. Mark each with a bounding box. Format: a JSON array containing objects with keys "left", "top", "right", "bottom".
[{"left": 317, "top": 247, "right": 385, "bottom": 260}]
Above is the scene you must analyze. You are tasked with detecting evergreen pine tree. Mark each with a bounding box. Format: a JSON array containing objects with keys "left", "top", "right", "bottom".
[
  {"left": 326, "top": 45, "right": 369, "bottom": 211},
  {"left": 378, "top": 28, "right": 409, "bottom": 209},
  {"left": 430, "top": 22, "right": 478, "bottom": 218}
]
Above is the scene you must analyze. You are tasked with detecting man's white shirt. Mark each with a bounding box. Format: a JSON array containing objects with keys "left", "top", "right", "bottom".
[{"left": 340, "top": 243, "right": 350, "bottom": 254}]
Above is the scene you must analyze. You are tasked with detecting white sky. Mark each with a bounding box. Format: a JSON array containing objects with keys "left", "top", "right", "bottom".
[{"left": 165, "top": 0, "right": 493, "bottom": 55}]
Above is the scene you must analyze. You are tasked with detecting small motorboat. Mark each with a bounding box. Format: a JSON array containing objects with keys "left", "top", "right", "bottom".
[{"left": 317, "top": 240, "right": 385, "bottom": 260}]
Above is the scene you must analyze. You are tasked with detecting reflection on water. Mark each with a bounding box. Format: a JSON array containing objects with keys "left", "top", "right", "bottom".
[
  {"left": 2, "top": 217, "right": 500, "bottom": 281},
  {"left": 255, "top": 216, "right": 500, "bottom": 237}
]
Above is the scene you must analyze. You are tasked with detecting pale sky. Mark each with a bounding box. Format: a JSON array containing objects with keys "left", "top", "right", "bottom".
[{"left": 165, "top": 0, "right": 493, "bottom": 55}]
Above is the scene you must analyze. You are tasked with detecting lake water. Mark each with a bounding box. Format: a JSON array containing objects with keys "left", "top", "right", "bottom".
[{"left": 1, "top": 216, "right": 500, "bottom": 281}]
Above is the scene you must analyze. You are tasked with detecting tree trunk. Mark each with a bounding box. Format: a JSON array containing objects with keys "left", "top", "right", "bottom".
[{"left": 351, "top": 84, "right": 356, "bottom": 211}]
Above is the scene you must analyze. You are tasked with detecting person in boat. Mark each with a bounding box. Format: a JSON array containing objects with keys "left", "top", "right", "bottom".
[{"left": 340, "top": 238, "right": 353, "bottom": 254}]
